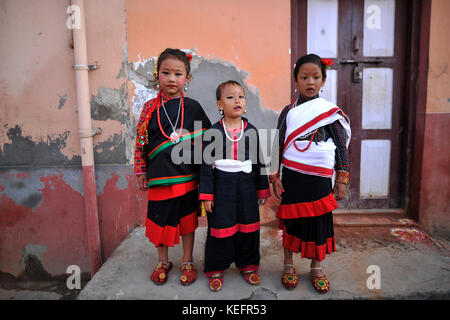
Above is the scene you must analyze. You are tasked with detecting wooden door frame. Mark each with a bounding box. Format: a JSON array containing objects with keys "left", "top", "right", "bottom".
[{"left": 290, "top": 0, "right": 431, "bottom": 217}]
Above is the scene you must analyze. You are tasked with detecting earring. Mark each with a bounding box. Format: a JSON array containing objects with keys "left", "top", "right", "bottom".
[
  {"left": 244, "top": 109, "right": 247, "bottom": 114},
  {"left": 184, "top": 86, "right": 188, "bottom": 92},
  {"left": 156, "top": 83, "right": 160, "bottom": 89},
  {"left": 219, "top": 109, "right": 224, "bottom": 115}
]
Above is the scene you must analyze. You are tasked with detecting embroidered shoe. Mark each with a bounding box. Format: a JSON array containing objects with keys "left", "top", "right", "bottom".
[
  {"left": 208, "top": 272, "right": 224, "bottom": 292},
  {"left": 180, "top": 262, "right": 197, "bottom": 286},
  {"left": 281, "top": 264, "right": 298, "bottom": 290},
  {"left": 241, "top": 270, "right": 261, "bottom": 286},
  {"left": 311, "top": 267, "right": 330, "bottom": 293},
  {"left": 150, "top": 261, "right": 173, "bottom": 285}
]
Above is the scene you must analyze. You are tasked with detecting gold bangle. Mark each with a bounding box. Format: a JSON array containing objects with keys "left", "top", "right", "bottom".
[{"left": 335, "top": 170, "right": 350, "bottom": 185}]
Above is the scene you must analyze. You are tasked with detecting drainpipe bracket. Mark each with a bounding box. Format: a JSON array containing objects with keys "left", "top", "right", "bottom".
[
  {"left": 73, "top": 63, "right": 100, "bottom": 71},
  {"left": 79, "top": 128, "right": 103, "bottom": 139}
]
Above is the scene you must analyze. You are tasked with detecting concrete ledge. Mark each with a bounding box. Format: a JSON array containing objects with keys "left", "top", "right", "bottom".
[{"left": 77, "top": 226, "right": 450, "bottom": 300}]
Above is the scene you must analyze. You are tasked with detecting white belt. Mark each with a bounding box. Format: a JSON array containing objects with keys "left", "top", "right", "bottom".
[{"left": 214, "top": 159, "right": 252, "bottom": 173}]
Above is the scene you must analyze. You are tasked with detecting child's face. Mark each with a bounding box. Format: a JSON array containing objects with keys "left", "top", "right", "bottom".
[
  {"left": 157, "top": 57, "right": 190, "bottom": 98},
  {"left": 217, "top": 84, "right": 246, "bottom": 119},
  {"left": 295, "top": 62, "right": 326, "bottom": 100}
]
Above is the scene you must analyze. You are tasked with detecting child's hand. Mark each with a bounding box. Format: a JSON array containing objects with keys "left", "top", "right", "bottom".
[
  {"left": 333, "top": 182, "right": 347, "bottom": 200},
  {"left": 272, "top": 179, "right": 284, "bottom": 200},
  {"left": 136, "top": 175, "right": 148, "bottom": 191},
  {"left": 258, "top": 198, "right": 266, "bottom": 206},
  {"left": 204, "top": 200, "right": 214, "bottom": 213}
]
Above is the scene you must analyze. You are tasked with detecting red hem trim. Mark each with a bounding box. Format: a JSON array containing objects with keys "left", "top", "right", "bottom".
[
  {"left": 148, "top": 180, "right": 198, "bottom": 201},
  {"left": 210, "top": 221, "right": 260, "bottom": 238},
  {"left": 238, "top": 265, "right": 259, "bottom": 273},
  {"left": 256, "top": 188, "right": 271, "bottom": 199},
  {"left": 279, "top": 222, "right": 336, "bottom": 261},
  {"left": 282, "top": 157, "right": 334, "bottom": 177},
  {"left": 199, "top": 193, "right": 214, "bottom": 201},
  {"left": 145, "top": 211, "right": 198, "bottom": 247},
  {"left": 205, "top": 270, "right": 225, "bottom": 278},
  {"left": 276, "top": 193, "right": 338, "bottom": 219}
]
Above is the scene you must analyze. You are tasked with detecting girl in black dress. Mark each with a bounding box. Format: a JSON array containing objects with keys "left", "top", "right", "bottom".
[{"left": 199, "top": 80, "right": 270, "bottom": 291}]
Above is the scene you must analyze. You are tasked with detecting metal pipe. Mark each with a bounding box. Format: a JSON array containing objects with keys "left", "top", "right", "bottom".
[{"left": 70, "top": 0, "right": 102, "bottom": 276}]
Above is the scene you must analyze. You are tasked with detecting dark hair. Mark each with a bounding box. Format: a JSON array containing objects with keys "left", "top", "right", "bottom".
[
  {"left": 215, "top": 80, "right": 244, "bottom": 101},
  {"left": 155, "top": 48, "right": 191, "bottom": 78},
  {"left": 293, "top": 54, "right": 327, "bottom": 81}
]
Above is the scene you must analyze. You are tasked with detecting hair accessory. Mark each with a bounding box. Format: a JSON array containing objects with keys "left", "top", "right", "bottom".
[
  {"left": 153, "top": 51, "right": 163, "bottom": 79},
  {"left": 186, "top": 53, "right": 193, "bottom": 62},
  {"left": 321, "top": 58, "right": 334, "bottom": 70}
]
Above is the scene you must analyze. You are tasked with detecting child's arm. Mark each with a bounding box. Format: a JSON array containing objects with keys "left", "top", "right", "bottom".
[
  {"left": 134, "top": 101, "right": 153, "bottom": 191},
  {"left": 328, "top": 121, "right": 350, "bottom": 200},
  {"left": 198, "top": 132, "right": 215, "bottom": 212},
  {"left": 254, "top": 129, "right": 271, "bottom": 204},
  {"left": 269, "top": 106, "right": 290, "bottom": 200},
  {"left": 135, "top": 140, "right": 148, "bottom": 191}
]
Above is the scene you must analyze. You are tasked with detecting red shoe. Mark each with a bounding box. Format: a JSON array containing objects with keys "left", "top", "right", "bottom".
[
  {"left": 281, "top": 264, "right": 298, "bottom": 290},
  {"left": 311, "top": 267, "right": 330, "bottom": 293},
  {"left": 240, "top": 266, "right": 261, "bottom": 286},
  {"left": 180, "top": 262, "right": 197, "bottom": 286},
  {"left": 208, "top": 272, "right": 224, "bottom": 292},
  {"left": 150, "top": 261, "right": 173, "bottom": 285}
]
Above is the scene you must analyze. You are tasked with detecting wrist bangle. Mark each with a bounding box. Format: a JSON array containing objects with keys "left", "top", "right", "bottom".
[
  {"left": 269, "top": 172, "right": 280, "bottom": 184},
  {"left": 335, "top": 170, "right": 350, "bottom": 185}
]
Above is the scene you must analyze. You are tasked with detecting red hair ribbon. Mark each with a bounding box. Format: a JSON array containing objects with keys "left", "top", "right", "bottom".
[{"left": 186, "top": 53, "right": 193, "bottom": 62}]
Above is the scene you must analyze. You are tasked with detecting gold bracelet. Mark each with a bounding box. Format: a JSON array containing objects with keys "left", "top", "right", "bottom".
[{"left": 335, "top": 170, "right": 350, "bottom": 185}]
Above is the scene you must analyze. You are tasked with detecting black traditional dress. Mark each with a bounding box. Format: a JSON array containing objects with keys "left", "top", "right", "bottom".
[
  {"left": 134, "top": 91, "right": 211, "bottom": 247},
  {"left": 198, "top": 118, "right": 270, "bottom": 275},
  {"left": 275, "top": 95, "right": 351, "bottom": 261}
]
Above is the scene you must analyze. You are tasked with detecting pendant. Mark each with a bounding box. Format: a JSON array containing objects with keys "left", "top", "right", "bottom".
[{"left": 170, "top": 131, "right": 180, "bottom": 144}]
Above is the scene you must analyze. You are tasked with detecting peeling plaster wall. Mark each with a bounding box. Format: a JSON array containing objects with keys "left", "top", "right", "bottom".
[{"left": 0, "top": 0, "right": 137, "bottom": 277}]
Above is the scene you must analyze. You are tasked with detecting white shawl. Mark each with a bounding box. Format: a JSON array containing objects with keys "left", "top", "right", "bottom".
[{"left": 282, "top": 98, "right": 351, "bottom": 178}]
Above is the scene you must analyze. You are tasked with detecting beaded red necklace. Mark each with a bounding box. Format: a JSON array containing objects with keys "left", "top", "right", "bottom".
[
  {"left": 290, "top": 96, "right": 316, "bottom": 152},
  {"left": 293, "top": 129, "right": 317, "bottom": 152}
]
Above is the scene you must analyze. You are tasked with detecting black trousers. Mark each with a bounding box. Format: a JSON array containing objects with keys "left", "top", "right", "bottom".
[{"left": 204, "top": 228, "right": 260, "bottom": 273}]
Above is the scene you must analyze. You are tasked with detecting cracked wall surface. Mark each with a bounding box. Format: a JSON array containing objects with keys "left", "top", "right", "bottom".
[{"left": 0, "top": 0, "right": 137, "bottom": 277}]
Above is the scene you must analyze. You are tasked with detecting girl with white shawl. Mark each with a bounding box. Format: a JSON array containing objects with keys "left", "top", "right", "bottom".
[{"left": 270, "top": 54, "right": 351, "bottom": 293}]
